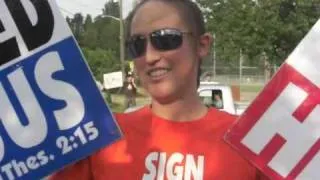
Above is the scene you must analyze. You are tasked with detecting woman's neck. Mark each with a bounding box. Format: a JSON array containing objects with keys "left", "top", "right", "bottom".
[{"left": 150, "top": 96, "right": 208, "bottom": 122}]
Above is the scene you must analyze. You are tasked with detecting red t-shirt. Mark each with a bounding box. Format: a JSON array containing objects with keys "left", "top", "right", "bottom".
[{"left": 51, "top": 107, "right": 266, "bottom": 180}]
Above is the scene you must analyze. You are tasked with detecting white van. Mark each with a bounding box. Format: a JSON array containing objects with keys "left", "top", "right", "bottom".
[{"left": 198, "top": 82, "right": 247, "bottom": 115}]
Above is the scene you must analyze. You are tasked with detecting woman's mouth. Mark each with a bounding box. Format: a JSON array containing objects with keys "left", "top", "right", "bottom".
[{"left": 147, "top": 68, "right": 171, "bottom": 79}]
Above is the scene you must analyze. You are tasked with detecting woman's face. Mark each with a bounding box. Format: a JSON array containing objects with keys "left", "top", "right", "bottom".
[{"left": 130, "top": 1, "right": 211, "bottom": 104}]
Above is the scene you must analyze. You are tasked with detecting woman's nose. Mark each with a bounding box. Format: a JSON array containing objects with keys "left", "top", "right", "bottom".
[{"left": 144, "top": 40, "right": 161, "bottom": 64}]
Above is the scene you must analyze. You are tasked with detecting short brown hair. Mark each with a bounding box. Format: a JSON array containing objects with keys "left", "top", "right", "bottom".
[{"left": 125, "top": 0, "right": 205, "bottom": 38}]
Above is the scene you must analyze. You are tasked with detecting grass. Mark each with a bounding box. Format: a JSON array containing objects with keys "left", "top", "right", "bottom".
[
  {"left": 240, "top": 84, "right": 264, "bottom": 93},
  {"left": 106, "top": 87, "right": 150, "bottom": 113},
  {"left": 239, "top": 84, "right": 265, "bottom": 102},
  {"left": 109, "top": 100, "right": 125, "bottom": 113}
]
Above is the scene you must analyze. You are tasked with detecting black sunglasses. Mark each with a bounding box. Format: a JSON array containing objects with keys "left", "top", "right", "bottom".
[{"left": 126, "top": 28, "right": 192, "bottom": 59}]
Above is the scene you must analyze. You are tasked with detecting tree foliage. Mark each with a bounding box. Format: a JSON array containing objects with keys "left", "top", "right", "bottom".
[
  {"left": 82, "top": 48, "right": 119, "bottom": 82},
  {"left": 102, "top": 0, "right": 120, "bottom": 18},
  {"left": 66, "top": 1, "right": 121, "bottom": 81},
  {"left": 198, "top": 0, "right": 320, "bottom": 67},
  {"left": 66, "top": 0, "right": 320, "bottom": 80}
]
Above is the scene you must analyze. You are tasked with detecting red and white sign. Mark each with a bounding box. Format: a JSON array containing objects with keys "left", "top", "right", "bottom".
[{"left": 225, "top": 19, "right": 320, "bottom": 180}]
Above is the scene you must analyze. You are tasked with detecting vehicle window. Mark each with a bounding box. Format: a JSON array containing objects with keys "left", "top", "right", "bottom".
[
  {"left": 199, "top": 89, "right": 224, "bottom": 109},
  {"left": 212, "top": 90, "right": 223, "bottom": 109}
]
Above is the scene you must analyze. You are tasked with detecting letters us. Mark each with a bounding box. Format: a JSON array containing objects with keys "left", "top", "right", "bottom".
[{"left": 0, "top": 0, "right": 84, "bottom": 162}]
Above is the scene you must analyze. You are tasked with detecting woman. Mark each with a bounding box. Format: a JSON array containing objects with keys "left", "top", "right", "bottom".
[{"left": 51, "top": 0, "right": 267, "bottom": 179}]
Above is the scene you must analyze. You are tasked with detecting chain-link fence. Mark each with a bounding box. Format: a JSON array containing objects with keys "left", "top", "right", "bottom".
[
  {"left": 200, "top": 62, "right": 280, "bottom": 102},
  {"left": 200, "top": 57, "right": 280, "bottom": 86},
  {"left": 200, "top": 67, "right": 266, "bottom": 85}
]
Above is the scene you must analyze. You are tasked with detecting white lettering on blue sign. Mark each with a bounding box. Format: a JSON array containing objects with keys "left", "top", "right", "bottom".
[
  {"left": 34, "top": 52, "right": 85, "bottom": 131},
  {"left": 0, "top": 0, "right": 121, "bottom": 179}
]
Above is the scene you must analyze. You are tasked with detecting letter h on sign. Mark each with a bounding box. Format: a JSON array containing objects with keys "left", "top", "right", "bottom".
[
  {"left": 225, "top": 19, "right": 320, "bottom": 180},
  {"left": 227, "top": 64, "right": 320, "bottom": 180},
  {"left": 242, "top": 77, "right": 320, "bottom": 179}
]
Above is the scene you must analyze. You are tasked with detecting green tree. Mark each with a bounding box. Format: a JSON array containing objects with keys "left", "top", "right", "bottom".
[
  {"left": 81, "top": 25, "right": 98, "bottom": 49},
  {"left": 82, "top": 48, "right": 120, "bottom": 82},
  {"left": 81, "top": 15, "right": 98, "bottom": 49},
  {"left": 84, "top": 14, "right": 93, "bottom": 31},
  {"left": 65, "top": 16, "right": 72, "bottom": 27},
  {"left": 102, "top": 0, "right": 120, "bottom": 18},
  {"left": 62, "top": 2, "right": 123, "bottom": 83},
  {"left": 94, "top": 17, "right": 120, "bottom": 55},
  {"left": 71, "top": 13, "right": 84, "bottom": 43},
  {"left": 198, "top": 0, "right": 320, "bottom": 67}
]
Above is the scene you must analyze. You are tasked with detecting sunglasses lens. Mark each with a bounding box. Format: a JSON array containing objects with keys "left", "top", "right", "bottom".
[
  {"left": 127, "top": 29, "right": 185, "bottom": 59},
  {"left": 151, "top": 29, "right": 183, "bottom": 51},
  {"left": 127, "top": 36, "right": 146, "bottom": 58}
]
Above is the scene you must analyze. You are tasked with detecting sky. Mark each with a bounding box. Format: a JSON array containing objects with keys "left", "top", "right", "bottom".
[{"left": 55, "top": 0, "right": 135, "bottom": 18}]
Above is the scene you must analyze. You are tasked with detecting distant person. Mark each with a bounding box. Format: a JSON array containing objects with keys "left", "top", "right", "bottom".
[
  {"left": 204, "top": 74, "right": 211, "bottom": 81},
  {"left": 213, "top": 93, "right": 223, "bottom": 108},
  {"left": 124, "top": 72, "right": 137, "bottom": 108}
]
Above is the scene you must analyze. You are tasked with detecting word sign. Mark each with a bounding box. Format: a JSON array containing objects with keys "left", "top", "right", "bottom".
[
  {"left": 0, "top": 0, "right": 121, "bottom": 179},
  {"left": 225, "top": 19, "right": 320, "bottom": 180}
]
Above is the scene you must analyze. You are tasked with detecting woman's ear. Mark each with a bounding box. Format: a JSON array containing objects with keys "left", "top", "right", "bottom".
[{"left": 198, "top": 33, "right": 213, "bottom": 58}]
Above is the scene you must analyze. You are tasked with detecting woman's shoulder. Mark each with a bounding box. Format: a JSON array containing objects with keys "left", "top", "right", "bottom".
[
  {"left": 208, "top": 107, "right": 237, "bottom": 120},
  {"left": 113, "top": 105, "right": 152, "bottom": 132},
  {"left": 206, "top": 107, "right": 239, "bottom": 131},
  {"left": 115, "top": 105, "right": 149, "bottom": 119}
]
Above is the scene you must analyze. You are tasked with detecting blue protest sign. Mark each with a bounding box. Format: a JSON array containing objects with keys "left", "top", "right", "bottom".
[{"left": 0, "top": 0, "right": 121, "bottom": 179}]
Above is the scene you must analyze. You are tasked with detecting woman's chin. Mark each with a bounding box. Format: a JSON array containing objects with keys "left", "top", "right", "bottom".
[
  {"left": 148, "top": 89, "right": 176, "bottom": 104},
  {"left": 145, "top": 80, "right": 185, "bottom": 103}
]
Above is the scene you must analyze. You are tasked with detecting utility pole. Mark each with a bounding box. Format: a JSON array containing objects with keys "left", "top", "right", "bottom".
[
  {"left": 212, "top": 33, "right": 216, "bottom": 79},
  {"left": 239, "top": 49, "right": 243, "bottom": 85},
  {"left": 119, "top": 0, "right": 126, "bottom": 82}
]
